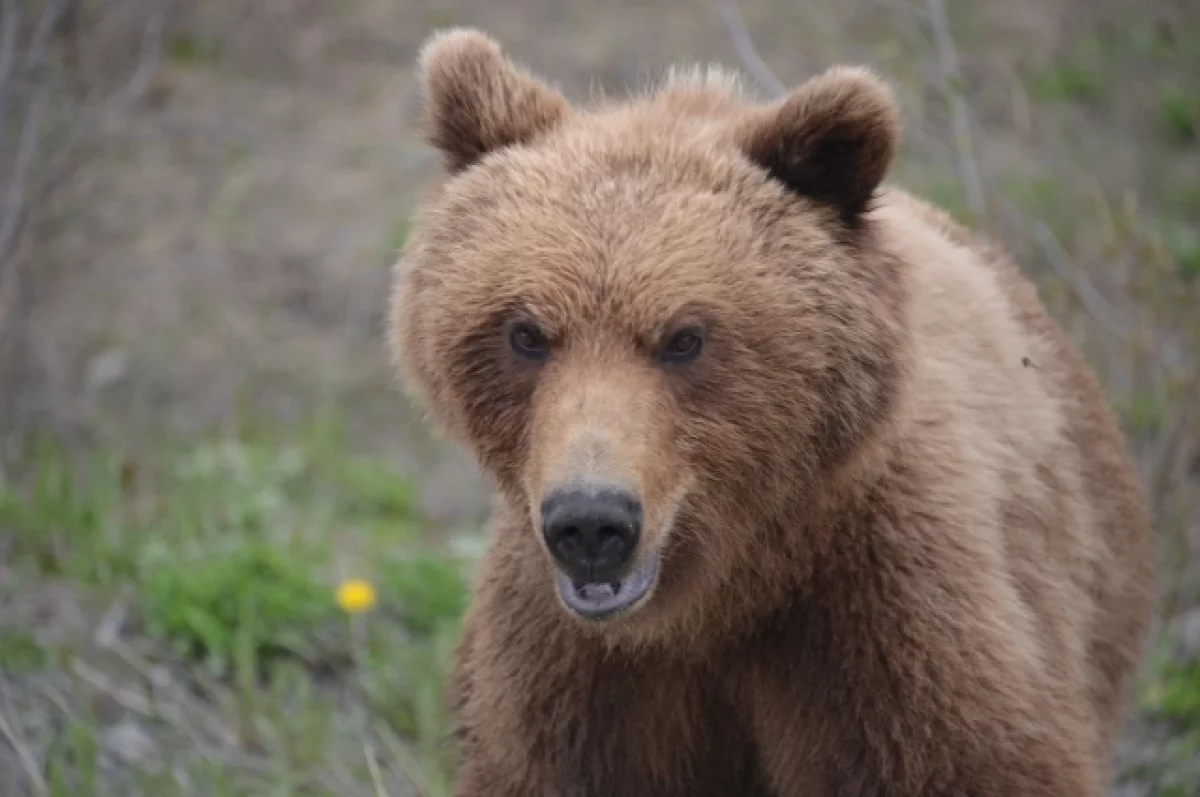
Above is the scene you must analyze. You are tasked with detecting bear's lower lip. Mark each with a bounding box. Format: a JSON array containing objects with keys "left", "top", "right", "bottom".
[{"left": 554, "top": 553, "right": 661, "bottom": 621}]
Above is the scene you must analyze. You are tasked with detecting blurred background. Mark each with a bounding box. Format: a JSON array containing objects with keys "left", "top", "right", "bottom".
[{"left": 0, "top": 0, "right": 1196, "bottom": 794}]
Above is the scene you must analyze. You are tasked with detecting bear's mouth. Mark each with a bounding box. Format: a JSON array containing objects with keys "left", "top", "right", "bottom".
[{"left": 554, "top": 552, "right": 661, "bottom": 621}]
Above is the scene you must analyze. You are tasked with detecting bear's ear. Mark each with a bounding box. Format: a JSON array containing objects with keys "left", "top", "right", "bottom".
[
  {"left": 737, "top": 66, "right": 900, "bottom": 227},
  {"left": 417, "top": 28, "right": 572, "bottom": 173}
]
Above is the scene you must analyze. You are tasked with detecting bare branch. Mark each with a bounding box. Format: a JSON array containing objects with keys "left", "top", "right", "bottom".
[
  {"left": 715, "top": 0, "right": 786, "bottom": 98},
  {"left": 1150, "top": 368, "right": 1200, "bottom": 621},
  {"left": 114, "top": 5, "right": 167, "bottom": 107},
  {"left": 22, "top": 0, "right": 69, "bottom": 73},
  {"left": 1017, "top": 205, "right": 1136, "bottom": 342},
  {"left": 0, "top": 0, "right": 20, "bottom": 133},
  {"left": 0, "top": 82, "right": 47, "bottom": 266},
  {"left": 922, "top": 0, "right": 985, "bottom": 217},
  {"left": 0, "top": 689, "right": 47, "bottom": 797},
  {"left": 364, "top": 739, "right": 390, "bottom": 797}
]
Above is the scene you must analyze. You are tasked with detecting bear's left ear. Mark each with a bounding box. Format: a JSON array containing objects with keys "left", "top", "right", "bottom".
[
  {"left": 417, "top": 28, "right": 573, "bottom": 174},
  {"left": 737, "top": 66, "right": 900, "bottom": 228}
]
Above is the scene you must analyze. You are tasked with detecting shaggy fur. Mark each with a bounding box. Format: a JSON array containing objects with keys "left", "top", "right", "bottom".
[{"left": 389, "top": 28, "right": 1156, "bottom": 797}]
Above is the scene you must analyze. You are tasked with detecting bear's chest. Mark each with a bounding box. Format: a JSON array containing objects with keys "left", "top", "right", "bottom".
[{"left": 537, "top": 657, "right": 771, "bottom": 797}]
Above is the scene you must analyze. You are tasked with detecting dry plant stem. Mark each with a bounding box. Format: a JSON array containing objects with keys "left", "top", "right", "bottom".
[
  {"left": 115, "top": 5, "right": 166, "bottom": 107},
  {"left": 923, "top": 0, "right": 985, "bottom": 218},
  {"left": 0, "top": 688, "right": 48, "bottom": 796},
  {"left": 715, "top": 0, "right": 785, "bottom": 98},
  {"left": 0, "top": 0, "right": 168, "bottom": 434},
  {"left": 0, "top": 0, "right": 19, "bottom": 133},
  {"left": 22, "top": 0, "right": 71, "bottom": 74},
  {"left": 0, "top": 231, "right": 31, "bottom": 405},
  {"left": 0, "top": 0, "right": 67, "bottom": 266},
  {"left": 0, "top": 84, "right": 47, "bottom": 266},
  {"left": 377, "top": 724, "right": 437, "bottom": 796},
  {"left": 68, "top": 658, "right": 285, "bottom": 780},
  {"left": 1153, "top": 370, "right": 1200, "bottom": 622},
  {"left": 364, "top": 738, "right": 390, "bottom": 797},
  {"left": 0, "top": 0, "right": 55, "bottom": 426}
]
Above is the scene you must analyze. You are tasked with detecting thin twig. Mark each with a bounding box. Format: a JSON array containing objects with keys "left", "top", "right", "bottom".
[
  {"left": 103, "top": 640, "right": 241, "bottom": 747},
  {"left": 997, "top": 198, "right": 1189, "bottom": 376},
  {"left": 0, "top": 82, "right": 47, "bottom": 266},
  {"left": 715, "top": 0, "right": 786, "bottom": 98},
  {"left": 1150, "top": 374, "right": 1200, "bottom": 509},
  {"left": 94, "top": 591, "right": 132, "bottom": 648},
  {"left": 0, "top": 227, "right": 30, "bottom": 368},
  {"left": 364, "top": 738, "right": 390, "bottom": 797},
  {"left": 68, "top": 660, "right": 286, "bottom": 782},
  {"left": 922, "top": 0, "right": 985, "bottom": 217},
  {"left": 376, "top": 725, "right": 436, "bottom": 797},
  {"left": 1152, "top": 370, "right": 1200, "bottom": 622},
  {"left": 1021, "top": 208, "right": 1135, "bottom": 341},
  {"left": 0, "top": 0, "right": 20, "bottom": 136},
  {"left": 0, "top": 696, "right": 48, "bottom": 796},
  {"left": 21, "top": 0, "right": 68, "bottom": 73},
  {"left": 70, "top": 656, "right": 239, "bottom": 752},
  {"left": 71, "top": 658, "right": 156, "bottom": 715},
  {"left": 114, "top": 6, "right": 166, "bottom": 107}
]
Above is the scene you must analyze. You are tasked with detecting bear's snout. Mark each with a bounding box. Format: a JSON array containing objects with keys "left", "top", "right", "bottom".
[{"left": 540, "top": 487, "right": 642, "bottom": 583}]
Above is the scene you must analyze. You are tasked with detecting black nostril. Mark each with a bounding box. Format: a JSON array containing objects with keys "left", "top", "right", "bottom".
[{"left": 541, "top": 487, "right": 642, "bottom": 581}]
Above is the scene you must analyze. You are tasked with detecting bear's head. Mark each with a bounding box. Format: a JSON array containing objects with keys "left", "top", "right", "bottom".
[{"left": 392, "top": 29, "right": 912, "bottom": 645}]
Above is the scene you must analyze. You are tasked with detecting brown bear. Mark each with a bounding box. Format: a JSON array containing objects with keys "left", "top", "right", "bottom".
[{"left": 389, "top": 28, "right": 1157, "bottom": 797}]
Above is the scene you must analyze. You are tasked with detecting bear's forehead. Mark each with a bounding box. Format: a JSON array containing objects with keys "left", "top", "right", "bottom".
[
  {"left": 430, "top": 121, "right": 789, "bottom": 265},
  {"left": 412, "top": 108, "right": 835, "bottom": 337},
  {"left": 430, "top": 160, "right": 764, "bottom": 319}
]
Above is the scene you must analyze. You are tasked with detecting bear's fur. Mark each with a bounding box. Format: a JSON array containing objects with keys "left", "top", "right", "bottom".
[{"left": 389, "top": 28, "right": 1157, "bottom": 797}]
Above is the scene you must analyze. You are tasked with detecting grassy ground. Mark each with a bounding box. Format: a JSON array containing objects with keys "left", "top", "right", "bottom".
[
  {"left": 1, "top": 0, "right": 1198, "bottom": 794},
  {"left": 1, "top": 425, "right": 1197, "bottom": 796},
  {"left": 0, "top": 413, "right": 480, "bottom": 796}
]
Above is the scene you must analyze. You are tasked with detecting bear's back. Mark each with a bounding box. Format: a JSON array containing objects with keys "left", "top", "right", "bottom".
[{"left": 872, "top": 188, "right": 1155, "bottom": 757}]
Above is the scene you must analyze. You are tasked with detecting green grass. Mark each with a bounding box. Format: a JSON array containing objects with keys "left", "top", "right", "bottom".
[
  {"left": 1028, "top": 63, "right": 1106, "bottom": 105},
  {"left": 1132, "top": 641, "right": 1200, "bottom": 795},
  {"left": 1161, "top": 220, "right": 1200, "bottom": 281},
  {"left": 0, "top": 422, "right": 479, "bottom": 796},
  {"left": 166, "top": 33, "right": 223, "bottom": 67},
  {"left": 1125, "top": 388, "right": 1168, "bottom": 438},
  {"left": 1158, "top": 83, "right": 1200, "bottom": 146}
]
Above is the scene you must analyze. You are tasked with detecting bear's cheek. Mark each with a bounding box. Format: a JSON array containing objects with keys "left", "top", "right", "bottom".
[{"left": 671, "top": 345, "right": 824, "bottom": 486}]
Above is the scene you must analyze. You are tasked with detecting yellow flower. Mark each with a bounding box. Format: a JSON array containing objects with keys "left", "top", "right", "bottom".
[{"left": 336, "top": 579, "right": 377, "bottom": 614}]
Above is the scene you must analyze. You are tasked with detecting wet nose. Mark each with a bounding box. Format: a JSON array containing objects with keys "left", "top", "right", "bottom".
[{"left": 540, "top": 488, "right": 642, "bottom": 582}]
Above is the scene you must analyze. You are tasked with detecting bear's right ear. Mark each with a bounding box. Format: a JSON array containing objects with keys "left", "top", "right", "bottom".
[
  {"left": 736, "top": 66, "right": 900, "bottom": 228},
  {"left": 417, "top": 29, "right": 572, "bottom": 173}
]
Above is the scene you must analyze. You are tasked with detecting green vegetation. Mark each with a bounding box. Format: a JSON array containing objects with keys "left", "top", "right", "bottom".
[
  {"left": 0, "top": 422, "right": 477, "bottom": 796},
  {"left": 1132, "top": 642, "right": 1200, "bottom": 796},
  {"left": 1028, "top": 63, "right": 1106, "bottom": 105},
  {"left": 1158, "top": 84, "right": 1200, "bottom": 146},
  {"left": 166, "top": 33, "right": 223, "bottom": 67}
]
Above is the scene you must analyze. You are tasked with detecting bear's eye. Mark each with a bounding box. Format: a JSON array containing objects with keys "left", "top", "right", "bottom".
[
  {"left": 658, "top": 327, "right": 704, "bottom": 366},
  {"left": 509, "top": 322, "right": 550, "bottom": 362}
]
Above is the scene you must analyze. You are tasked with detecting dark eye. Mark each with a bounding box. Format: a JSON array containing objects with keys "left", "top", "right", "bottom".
[
  {"left": 658, "top": 327, "right": 704, "bottom": 365},
  {"left": 509, "top": 322, "right": 549, "bottom": 361}
]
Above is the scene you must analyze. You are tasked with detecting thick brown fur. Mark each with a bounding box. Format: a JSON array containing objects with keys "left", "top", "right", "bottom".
[{"left": 389, "top": 28, "right": 1157, "bottom": 797}]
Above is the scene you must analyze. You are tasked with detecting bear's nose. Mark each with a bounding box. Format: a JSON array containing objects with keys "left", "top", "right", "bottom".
[{"left": 540, "top": 488, "right": 642, "bottom": 582}]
